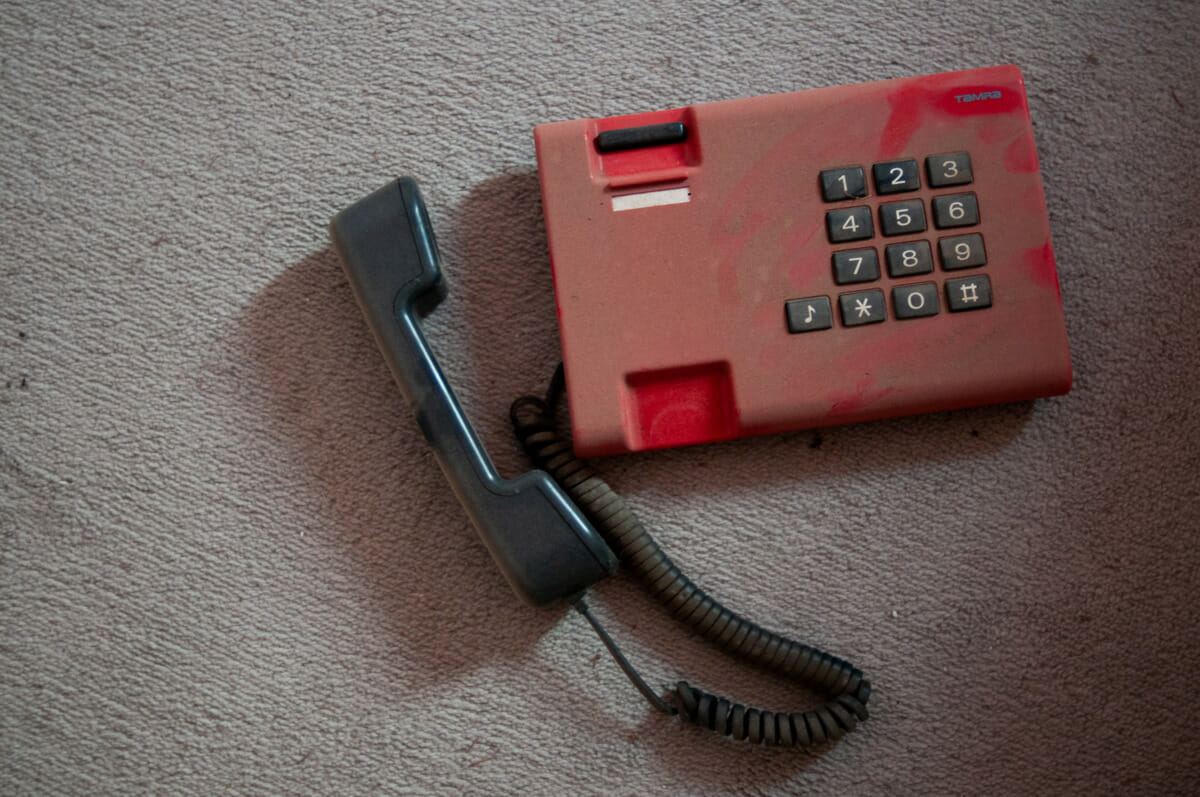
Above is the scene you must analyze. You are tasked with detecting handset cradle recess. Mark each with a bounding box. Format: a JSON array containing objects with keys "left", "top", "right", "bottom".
[{"left": 329, "top": 178, "right": 617, "bottom": 606}]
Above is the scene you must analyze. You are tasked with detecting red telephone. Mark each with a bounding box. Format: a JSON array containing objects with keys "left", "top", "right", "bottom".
[{"left": 535, "top": 65, "right": 1071, "bottom": 455}]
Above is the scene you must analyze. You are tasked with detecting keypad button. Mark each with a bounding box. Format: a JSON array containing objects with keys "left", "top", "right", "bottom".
[
  {"left": 932, "top": 193, "right": 980, "bottom": 228},
  {"left": 832, "top": 248, "right": 879, "bottom": 284},
  {"left": 885, "top": 240, "right": 934, "bottom": 277},
  {"left": 945, "top": 275, "right": 993, "bottom": 311},
  {"left": 785, "top": 297, "right": 833, "bottom": 333},
  {"left": 873, "top": 159, "right": 921, "bottom": 194},
  {"left": 838, "top": 289, "right": 887, "bottom": 327},
  {"left": 938, "top": 233, "right": 987, "bottom": 270},
  {"left": 826, "top": 206, "right": 874, "bottom": 243},
  {"left": 926, "top": 152, "right": 973, "bottom": 187},
  {"left": 879, "top": 200, "right": 927, "bottom": 236},
  {"left": 892, "top": 282, "right": 940, "bottom": 319},
  {"left": 820, "top": 166, "right": 867, "bottom": 202}
]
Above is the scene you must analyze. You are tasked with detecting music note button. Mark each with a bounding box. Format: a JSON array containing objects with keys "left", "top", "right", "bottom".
[{"left": 785, "top": 296, "right": 833, "bottom": 334}]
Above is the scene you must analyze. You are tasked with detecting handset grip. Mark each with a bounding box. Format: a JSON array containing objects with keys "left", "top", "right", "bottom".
[{"left": 329, "top": 178, "right": 617, "bottom": 605}]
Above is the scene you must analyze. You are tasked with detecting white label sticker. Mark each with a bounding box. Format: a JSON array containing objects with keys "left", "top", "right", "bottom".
[{"left": 611, "top": 187, "right": 691, "bottom": 212}]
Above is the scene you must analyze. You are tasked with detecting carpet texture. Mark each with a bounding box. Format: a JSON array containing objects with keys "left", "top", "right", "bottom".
[{"left": 3, "top": 1, "right": 1199, "bottom": 793}]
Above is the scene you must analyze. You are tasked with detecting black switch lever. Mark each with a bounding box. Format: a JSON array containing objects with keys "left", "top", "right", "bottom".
[
  {"left": 329, "top": 178, "right": 617, "bottom": 605},
  {"left": 595, "top": 122, "right": 688, "bottom": 153}
]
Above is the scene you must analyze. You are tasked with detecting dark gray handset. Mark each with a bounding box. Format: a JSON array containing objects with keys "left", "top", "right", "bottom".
[{"left": 329, "top": 178, "right": 617, "bottom": 605}]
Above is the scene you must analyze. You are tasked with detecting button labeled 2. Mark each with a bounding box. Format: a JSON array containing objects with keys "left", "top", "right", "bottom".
[{"left": 873, "top": 159, "right": 920, "bottom": 194}]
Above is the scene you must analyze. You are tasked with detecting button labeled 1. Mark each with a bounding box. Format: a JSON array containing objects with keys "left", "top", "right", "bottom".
[{"left": 820, "top": 166, "right": 867, "bottom": 202}]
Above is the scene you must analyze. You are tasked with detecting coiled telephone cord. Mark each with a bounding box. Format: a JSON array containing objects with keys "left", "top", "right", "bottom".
[{"left": 510, "top": 367, "right": 871, "bottom": 747}]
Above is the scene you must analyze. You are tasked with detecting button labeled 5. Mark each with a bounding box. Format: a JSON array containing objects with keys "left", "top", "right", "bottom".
[
  {"left": 932, "top": 193, "right": 980, "bottom": 228},
  {"left": 879, "top": 200, "right": 927, "bottom": 236}
]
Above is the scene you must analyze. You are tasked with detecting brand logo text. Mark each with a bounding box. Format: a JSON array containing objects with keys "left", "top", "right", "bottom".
[{"left": 954, "top": 91, "right": 1003, "bottom": 103}]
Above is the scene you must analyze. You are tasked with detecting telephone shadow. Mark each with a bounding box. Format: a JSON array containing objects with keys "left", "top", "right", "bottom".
[{"left": 241, "top": 244, "right": 568, "bottom": 689}]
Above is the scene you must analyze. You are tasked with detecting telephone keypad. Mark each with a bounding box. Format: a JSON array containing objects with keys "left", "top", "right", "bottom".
[{"left": 808, "top": 151, "right": 992, "bottom": 328}]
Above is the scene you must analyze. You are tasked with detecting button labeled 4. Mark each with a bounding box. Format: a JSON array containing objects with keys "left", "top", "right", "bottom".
[{"left": 826, "top": 206, "right": 874, "bottom": 243}]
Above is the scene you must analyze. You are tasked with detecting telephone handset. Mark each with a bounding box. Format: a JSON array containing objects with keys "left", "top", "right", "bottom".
[
  {"left": 330, "top": 178, "right": 871, "bottom": 748},
  {"left": 329, "top": 178, "right": 617, "bottom": 606}
]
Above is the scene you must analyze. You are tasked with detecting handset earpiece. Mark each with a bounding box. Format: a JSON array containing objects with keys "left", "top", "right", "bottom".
[{"left": 329, "top": 178, "right": 617, "bottom": 605}]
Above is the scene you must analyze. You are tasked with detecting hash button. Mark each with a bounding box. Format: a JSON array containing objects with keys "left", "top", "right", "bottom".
[{"left": 946, "top": 275, "right": 993, "bottom": 311}]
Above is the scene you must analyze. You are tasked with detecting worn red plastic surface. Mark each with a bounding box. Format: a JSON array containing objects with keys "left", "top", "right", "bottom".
[{"left": 535, "top": 66, "right": 1072, "bottom": 456}]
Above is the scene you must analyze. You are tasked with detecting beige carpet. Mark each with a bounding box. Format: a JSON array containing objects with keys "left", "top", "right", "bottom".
[{"left": 3, "top": 1, "right": 1199, "bottom": 793}]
